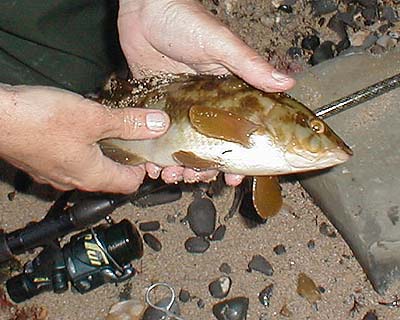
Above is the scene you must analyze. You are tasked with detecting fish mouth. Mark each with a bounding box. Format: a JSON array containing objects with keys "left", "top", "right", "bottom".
[{"left": 285, "top": 148, "right": 351, "bottom": 171}]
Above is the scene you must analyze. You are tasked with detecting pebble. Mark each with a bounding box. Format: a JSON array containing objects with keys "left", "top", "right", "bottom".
[
  {"left": 297, "top": 273, "right": 321, "bottom": 304},
  {"left": 382, "top": 6, "right": 398, "bottom": 23},
  {"left": 142, "top": 297, "right": 180, "bottom": 320},
  {"left": 376, "top": 35, "right": 397, "bottom": 50},
  {"left": 278, "top": 4, "right": 293, "bottom": 13},
  {"left": 361, "top": 34, "right": 378, "bottom": 49},
  {"left": 209, "top": 276, "right": 232, "bottom": 299},
  {"left": 106, "top": 299, "right": 144, "bottom": 320},
  {"left": 7, "top": 191, "right": 16, "bottom": 201},
  {"left": 179, "top": 289, "right": 191, "bottom": 303},
  {"left": 248, "top": 255, "right": 274, "bottom": 276},
  {"left": 139, "top": 221, "right": 160, "bottom": 232},
  {"left": 361, "top": 7, "right": 376, "bottom": 25},
  {"left": 219, "top": 262, "right": 232, "bottom": 274},
  {"left": 327, "top": 14, "right": 348, "bottom": 40},
  {"left": 356, "top": 0, "right": 377, "bottom": 8},
  {"left": 197, "top": 298, "right": 206, "bottom": 309},
  {"left": 287, "top": 46, "right": 303, "bottom": 59},
  {"left": 184, "top": 236, "right": 210, "bottom": 253},
  {"left": 309, "top": 41, "right": 335, "bottom": 65},
  {"left": 362, "top": 310, "right": 378, "bottom": 320},
  {"left": 311, "top": 0, "right": 337, "bottom": 15},
  {"left": 210, "top": 225, "right": 226, "bottom": 241},
  {"left": 319, "top": 222, "right": 337, "bottom": 238},
  {"left": 187, "top": 196, "right": 216, "bottom": 237},
  {"left": 273, "top": 244, "right": 287, "bottom": 255},
  {"left": 307, "top": 240, "right": 316, "bottom": 250},
  {"left": 212, "top": 297, "right": 249, "bottom": 320},
  {"left": 143, "top": 233, "right": 162, "bottom": 252},
  {"left": 301, "top": 35, "right": 320, "bottom": 51},
  {"left": 258, "top": 284, "right": 274, "bottom": 307},
  {"left": 336, "top": 38, "right": 351, "bottom": 53}
]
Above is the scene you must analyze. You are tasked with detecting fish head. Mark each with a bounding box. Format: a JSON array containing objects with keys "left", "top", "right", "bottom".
[{"left": 261, "top": 93, "right": 352, "bottom": 173}]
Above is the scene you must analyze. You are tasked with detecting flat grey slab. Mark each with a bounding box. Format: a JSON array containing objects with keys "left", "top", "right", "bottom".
[{"left": 288, "top": 49, "right": 400, "bottom": 293}]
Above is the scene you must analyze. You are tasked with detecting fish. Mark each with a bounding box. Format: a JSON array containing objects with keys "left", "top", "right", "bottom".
[{"left": 98, "top": 74, "right": 352, "bottom": 219}]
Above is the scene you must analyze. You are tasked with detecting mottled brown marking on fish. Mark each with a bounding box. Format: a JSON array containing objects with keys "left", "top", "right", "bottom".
[
  {"left": 189, "top": 105, "right": 260, "bottom": 147},
  {"left": 252, "top": 176, "right": 282, "bottom": 219},
  {"left": 172, "top": 151, "right": 221, "bottom": 170},
  {"left": 100, "top": 142, "right": 146, "bottom": 165}
]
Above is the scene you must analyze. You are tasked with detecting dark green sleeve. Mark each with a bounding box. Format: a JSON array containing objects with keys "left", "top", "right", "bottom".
[{"left": 0, "top": 0, "right": 125, "bottom": 94}]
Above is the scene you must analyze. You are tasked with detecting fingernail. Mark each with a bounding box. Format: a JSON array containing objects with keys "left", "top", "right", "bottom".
[
  {"left": 271, "top": 70, "right": 291, "bottom": 83},
  {"left": 146, "top": 112, "right": 167, "bottom": 131}
]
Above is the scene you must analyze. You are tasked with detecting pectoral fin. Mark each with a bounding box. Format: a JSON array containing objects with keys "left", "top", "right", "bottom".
[
  {"left": 252, "top": 176, "right": 282, "bottom": 219},
  {"left": 99, "top": 141, "right": 146, "bottom": 165},
  {"left": 172, "top": 150, "right": 221, "bottom": 171},
  {"left": 189, "top": 105, "right": 260, "bottom": 147}
]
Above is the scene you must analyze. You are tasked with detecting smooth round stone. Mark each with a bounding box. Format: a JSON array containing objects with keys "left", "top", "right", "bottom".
[
  {"left": 301, "top": 35, "right": 320, "bottom": 51},
  {"left": 258, "top": 284, "right": 274, "bottom": 307},
  {"left": 311, "top": 0, "right": 337, "bottom": 15},
  {"left": 309, "top": 41, "right": 335, "bottom": 65},
  {"left": 139, "top": 221, "right": 161, "bottom": 232},
  {"left": 143, "top": 233, "right": 162, "bottom": 252},
  {"left": 184, "top": 236, "right": 210, "bottom": 253},
  {"left": 212, "top": 297, "right": 249, "bottom": 320},
  {"left": 187, "top": 196, "right": 216, "bottom": 237},
  {"left": 142, "top": 297, "right": 180, "bottom": 320},
  {"left": 248, "top": 255, "right": 274, "bottom": 276},
  {"left": 210, "top": 225, "right": 226, "bottom": 241},
  {"left": 209, "top": 276, "right": 232, "bottom": 299},
  {"left": 219, "top": 263, "right": 232, "bottom": 274},
  {"left": 179, "top": 289, "right": 191, "bottom": 303},
  {"left": 287, "top": 47, "right": 303, "bottom": 59},
  {"left": 273, "top": 244, "right": 287, "bottom": 255}
]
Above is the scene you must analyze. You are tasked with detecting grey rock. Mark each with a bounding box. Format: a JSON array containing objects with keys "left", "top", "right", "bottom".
[
  {"left": 179, "top": 289, "right": 191, "bottom": 303},
  {"left": 362, "top": 310, "right": 378, "bottom": 320},
  {"left": 382, "top": 6, "right": 398, "bottom": 23},
  {"left": 312, "top": 0, "right": 337, "bottom": 15},
  {"left": 307, "top": 240, "right": 316, "bottom": 250},
  {"left": 210, "top": 224, "right": 226, "bottom": 241},
  {"left": 139, "top": 221, "right": 161, "bottom": 232},
  {"left": 197, "top": 298, "right": 205, "bottom": 309},
  {"left": 184, "top": 236, "right": 210, "bottom": 253},
  {"left": 187, "top": 196, "right": 216, "bottom": 237},
  {"left": 209, "top": 276, "right": 232, "bottom": 299},
  {"left": 219, "top": 262, "right": 232, "bottom": 274},
  {"left": 212, "top": 297, "right": 249, "bottom": 320},
  {"left": 248, "top": 255, "right": 274, "bottom": 276},
  {"left": 273, "top": 244, "right": 287, "bottom": 255},
  {"left": 319, "top": 222, "right": 337, "bottom": 238},
  {"left": 258, "top": 284, "right": 274, "bottom": 307},
  {"left": 143, "top": 233, "right": 162, "bottom": 252},
  {"left": 142, "top": 297, "right": 180, "bottom": 320},
  {"left": 289, "top": 48, "right": 400, "bottom": 293}
]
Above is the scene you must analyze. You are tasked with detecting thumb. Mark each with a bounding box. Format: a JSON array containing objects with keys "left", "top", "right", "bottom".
[{"left": 99, "top": 108, "right": 170, "bottom": 140}]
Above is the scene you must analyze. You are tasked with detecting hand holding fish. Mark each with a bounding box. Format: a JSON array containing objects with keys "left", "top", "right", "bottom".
[
  {"left": 0, "top": 85, "right": 169, "bottom": 193},
  {"left": 118, "top": 0, "right": 296, "bottom": 185}
]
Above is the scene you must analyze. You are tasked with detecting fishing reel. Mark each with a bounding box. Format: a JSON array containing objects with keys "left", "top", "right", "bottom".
[{"left": 6, "top": 219, "right": 143, "bottom": 303}]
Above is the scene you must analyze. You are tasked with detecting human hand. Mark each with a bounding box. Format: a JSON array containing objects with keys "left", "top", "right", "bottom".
[
  {"left": 0, "top": 85, "right": 169, "bottom": 193},
  {"left": 118, "top": 0, "right": 295, "bottom": 186}
]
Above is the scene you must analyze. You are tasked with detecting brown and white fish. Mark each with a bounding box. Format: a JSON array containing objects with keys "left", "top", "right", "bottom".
[{"left": 99, "top": 75, "right": 352, "bottom": 219}]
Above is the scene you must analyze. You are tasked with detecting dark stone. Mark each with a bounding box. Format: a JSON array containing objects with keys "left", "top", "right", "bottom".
[
  {"left": 361, "top": 7, "right": 377, "bottom": 23},
  {"left": 273, "top": 244, "right": 287, "bottom": 255},
  {"left": 362, "top": 310, "right": 378, "bottom": 320},
  {"left": 382, "top": 6, "right": 398, "bottom": 23},
  {"left": 179, "top": 289, "right": 191, "bottom": 303},
  {"left": 309, "top": 41, "right": 335, "bottom": 65},
  {"left": 301, "top": 35, "right": 320, "bottom": 51},
  {"left": 212, "top": 297, "right": 249, "bottom": 320},
  {"left": 184, "top": 236, "right": 210, "bottom": 253},
  {"left": 219, "top": 262, "right": 232, "bottom": 274},
  {"left": 312, "top": 0, "right": 337, "bottom": 15},
  {"left": 336, "top": 38, "right": 351, "bottom": 53},
  {"left": 210, "top": 225, "right": 226, "bottom": 241},
  {"left": 361, "top": 34, "right": 378, "bottom": 49},
  {"left": 355, "top": 0, "right": 377, "bottom": 8},
  {"left": 319, "top": 222, "right": 337, "bottom": 238},
  {"left": 139, "top": 221, "right": 161, "bottom": 232},
  {"left": 337, "top": 12, "right": 357, "bottom": 27},
  {"left": 328, "top": 14, "right": 348, "bottom": 39},
  {"left": 7, "top": 191, "right": 16, "bottom": 201},
  {"left": 187, "top": 196, "right": 216, "bottom": 237},
  {"left": 258, "top": 284, "right": 274, "bottom": 307},
  {"left": 307, "top": 240, "right": 316, "bottom": 250},
  {"left": 197, "top": 298, "right": 205, "bottom": 309},
  {"left": 209, "top": 276, "right": 232, "bottom": 299},
  {"left": 142, "top": 297, "right": 181, "bottom": 320},
  {"left": 143, "top": 233, "right": 162, "bottom": 252},
  {"left": 248, "top": 255, "right": 274, "bottom": 276},
  {"left": 278, "top": 4, "right": 293, "bottom": 13},
  {"left": 287, "top": 47, "right": 303, "bottom": 59}
]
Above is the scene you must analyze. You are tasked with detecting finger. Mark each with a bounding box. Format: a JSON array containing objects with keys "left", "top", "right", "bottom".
[
  {"left": 183, "top": 168, "right": 219, "bottom": 183},
  {"left": 99, "top": 108, "right": 170, "bottom": 140},
  {"left": 146, "top": 162, "right": 162, "bottom": 179},
  {"left": 224, "top": 173, "right": 244, "bottom": 186},
  {"left": 160, "top": 166, "right": 184, "bottom": 184},
  {"left": 206, "top": 28, "right": 296, "bottom": 92}
]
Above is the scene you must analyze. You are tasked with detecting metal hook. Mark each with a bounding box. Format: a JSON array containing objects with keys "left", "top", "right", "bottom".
[{"left": 145, "top": 282, "right": 186, "bottom": 320}]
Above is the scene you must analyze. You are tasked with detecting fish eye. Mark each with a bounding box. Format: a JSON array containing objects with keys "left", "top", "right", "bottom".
[{"left": 310, "top": 119, "right": 325, "bottom": 133}]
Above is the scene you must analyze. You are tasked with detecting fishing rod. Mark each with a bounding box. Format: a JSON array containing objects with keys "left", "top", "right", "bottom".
[{"left": 313, "top": 72, "right": 400, "bottom": 119}]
